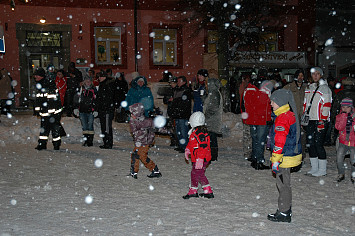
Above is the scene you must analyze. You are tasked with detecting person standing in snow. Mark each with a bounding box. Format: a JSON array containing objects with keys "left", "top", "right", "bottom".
[
  {"left": 334, "top": 98, "right": 355, "bottom": 183},
  {"left": 283, "top": 69, "right": 307, "bottom": 162},
  {"left": 95, "top": 71, "right": 116, "bottom": 149},
  {"left": 183, "top": 112, "right": 214, "bottom": 199},
  {"left": 73, "top": 76, "right": 97, "bottom": 147},
  {"left": 33, "top": 67, "right": 63, "bottom": 150},
  {"left": 65, "top": 62, "right": 83, "bottom": 117},
  {"left": 125, "top": 75, "right": 154, "bottom": 118},
  {"left": 170, "top": 76, "right": 192, "bottom": 153},
  {"left": 241, "top": 78, "right": 273, "bottom": 170},
  {"left": 303, "top": 67, "right": 332, "bottom": 177},
  {"left": 267, "top": 89, "right": 302, "bottom": 223},
  {"left": 113, "top": 72, "right": 129, "bottom": 123},
  {"left": 128, "top": 103, "right": 162, "bottom": 179},
  {"left": 203, "top": 74, "right": 223, "bottom": 161},
  {"left": 192, "top": 69, "right": 208, "bottom": 112}
]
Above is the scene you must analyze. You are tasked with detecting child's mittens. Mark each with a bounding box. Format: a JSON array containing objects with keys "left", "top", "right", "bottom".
[
  {"left": 184, "top": 148, "right": 191, "bottom": 161},
  {"left": 317, "top": 120, "right": 325, "bottom": 132},
  {"left": 195, "top": 158, "right": 204, "bottom": 169},
  {"left": 271, "top": 162, "right": 280, "bottom": 174}
]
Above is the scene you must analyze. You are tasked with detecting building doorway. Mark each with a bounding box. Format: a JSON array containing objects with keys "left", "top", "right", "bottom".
[{"left": 16, "top": 23, "right": 72, "bottom": 107}]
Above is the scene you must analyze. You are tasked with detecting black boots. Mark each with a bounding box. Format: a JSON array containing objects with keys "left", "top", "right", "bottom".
[
  {"left": 35, "top": 143, "right": 47, "bottom": 150},
  {"left": 267, "top": 208, "right": 292, "bottom": 223},
  {"left": 251, "top": 161, "right": 270, "bottom": 170},
  {"left": 147, "top": 166, "right": 162, "bottom": 178},
  {"left": 83, "top": 134, "right": 94, "bottom": 147}
]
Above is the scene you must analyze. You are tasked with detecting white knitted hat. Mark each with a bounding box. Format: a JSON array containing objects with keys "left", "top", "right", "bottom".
[{"left": 189, "top": 112, "right": 205, "bottom": 128}]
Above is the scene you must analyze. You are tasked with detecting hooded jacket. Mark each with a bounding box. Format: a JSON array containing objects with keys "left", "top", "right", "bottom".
[
  {"left": 203, "top": 78, "right": 223, "bottom": 134},
  {"left": 125, "top": 76, "right": 154, "bottom": 117},
  {"left": 270, "top": 104, "right": 302, "bottom": 168},
  {"left": 129, "top": 103, "right": 155, "bottom": 147},
  {"left": 303, "top": 79, "right": 332, "bottom": 121}
]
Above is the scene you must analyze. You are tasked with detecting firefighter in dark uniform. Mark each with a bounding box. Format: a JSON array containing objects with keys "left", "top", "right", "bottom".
[{"left": 33, "top": 67, "right": 63, "bottom": 150}]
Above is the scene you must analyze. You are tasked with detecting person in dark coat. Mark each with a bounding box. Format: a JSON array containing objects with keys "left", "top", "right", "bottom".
[
  {"left": 65, "top": 62, "right": 83, "bottom": 116},
  {"left": 74, "top": 76, "right": 97, "bottom": 147},
  {"left": 113, "top": 72, "right": 129, "bottom": 123},
  {"left": 33, "top": 67, "right": 63, "bottom": 150},
  {"left": 192, "top": 69, "right": 208, "bottom": 112},
  {"left": 95, "top": 71, "right": 116, "bottom": 149},
  {"left": 203, "top": 76, "right": 223, "bottom": 161},
  {"left": 170, "top": 76, "right": 192, "bottom": 152},
  {"left": 163, "top": 76, "right": 178, "bottom": 147}
]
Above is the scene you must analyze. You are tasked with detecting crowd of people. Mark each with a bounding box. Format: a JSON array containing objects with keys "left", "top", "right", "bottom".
[{"left": 30, "top": 64, "right": 354, "bottom": 223}]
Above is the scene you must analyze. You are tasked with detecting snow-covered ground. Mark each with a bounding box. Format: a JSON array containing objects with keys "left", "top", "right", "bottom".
[{"left": 0, "top": 111, "right": 354, "bottom": 235}]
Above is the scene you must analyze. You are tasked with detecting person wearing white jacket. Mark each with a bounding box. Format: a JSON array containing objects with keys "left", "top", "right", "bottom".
[{"left": 303, "top": 67, "right": 332, "bottom": 176}]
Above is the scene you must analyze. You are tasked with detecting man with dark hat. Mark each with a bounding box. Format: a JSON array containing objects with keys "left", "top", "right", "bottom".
[{"left": 33, "top": 67, "right": 63, "bottom": 150}]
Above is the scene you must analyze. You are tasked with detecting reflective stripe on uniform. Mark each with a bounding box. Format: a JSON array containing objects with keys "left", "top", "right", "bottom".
[{"left": 39, "top": 136, "right": 48, "bottom": 140}]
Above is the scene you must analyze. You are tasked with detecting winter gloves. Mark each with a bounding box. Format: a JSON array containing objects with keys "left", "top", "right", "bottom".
[
  {"left": 195, "top": 158, "right": 204, "bottom": 169},
  {"left": 73, "top": 109, "right": 79, "bottom": 117},
  {"left": 185, "top": 148, "right": 191, "bottom": 161},
  {"left": 271, "top": 162, "right": 280, "bottom": 174},
  {"left": 185, "top": 148, "right": 204, "bottom": 169},
  {"left": 317, "top": 120, "right": 325, "bottom": 132}
]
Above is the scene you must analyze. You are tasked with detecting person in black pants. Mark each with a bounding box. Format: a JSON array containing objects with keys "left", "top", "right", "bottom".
[{"left": 95, "top": 71, "right": 116, "bottom": 149}]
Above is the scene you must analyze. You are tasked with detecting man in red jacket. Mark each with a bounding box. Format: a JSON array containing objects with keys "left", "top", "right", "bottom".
[{"left": 241, "top": 79, "right": 273, "bottom": 170}]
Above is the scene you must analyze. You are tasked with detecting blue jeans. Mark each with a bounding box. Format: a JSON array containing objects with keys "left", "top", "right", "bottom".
[
  {"left": 175, "top": 119, "right": 189, "bottom": 149},
  {"left": 79, "top": 112, "right": 94, "bottom": 132},
  {"left": 250, "top": 125, "right": 269, "bottom": 163}
]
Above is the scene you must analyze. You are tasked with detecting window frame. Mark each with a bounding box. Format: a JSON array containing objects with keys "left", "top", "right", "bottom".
[
  {"left": 90, "top": 22, "right": 127, "bottom": 69},
  {"left": 149, "top": 24, "right": 183, "bottom": 69}
]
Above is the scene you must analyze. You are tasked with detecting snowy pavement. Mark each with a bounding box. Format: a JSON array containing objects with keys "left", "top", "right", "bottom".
[{"left": 0, "top": 112, "right": 354, "bottom": 235}]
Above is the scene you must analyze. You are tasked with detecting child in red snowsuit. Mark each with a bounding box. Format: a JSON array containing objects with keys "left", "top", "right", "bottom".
[
  {"left": 183, "top": 112, "right": 214, "bottom": 199},
  {"left": 334, "top": 98, "right": 355, "bottom": 183}
]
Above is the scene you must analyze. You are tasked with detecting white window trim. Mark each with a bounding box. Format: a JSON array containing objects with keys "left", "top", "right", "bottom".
[
  {"left": 94, "top": 27, "right": 122, "bottom": 65},
  {"left": 152, "top": 29, "right": 177, "bottom": 66}
]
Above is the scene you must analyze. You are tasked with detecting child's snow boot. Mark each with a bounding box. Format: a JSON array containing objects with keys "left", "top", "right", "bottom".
[
  {"left": 129, "top": 172, "right": 138, "bottom": 179},
  {"left": 147, "top": 165, "right": 162, "bottom": 178},
  {"left": 199, "top": 185, "right": 214, "bottom": 198},
  {"left": 267, "top": 208, "right": 292, "bottom": 223},
  {"left": 182, "top": 187, "right": 199, "bottom": 199}
]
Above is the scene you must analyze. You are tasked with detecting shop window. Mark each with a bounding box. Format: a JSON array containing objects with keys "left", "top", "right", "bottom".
[
  {"left": 259, "top": 32, "right": 278, "bottom": 52},
  {"left": 207, "top": 30, "right": 218, "bottom": 53},
  {"left": 152, "top": 28, "right": 177, "bottom": 65},
  {"left": 26, "top": 31, "right": 61, "bottom": 47},
  {"left": 94, "top": 27, "right": 122, "bottom": 65}
]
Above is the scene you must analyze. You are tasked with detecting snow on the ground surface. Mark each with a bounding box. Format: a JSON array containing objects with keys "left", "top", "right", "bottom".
[{"left": 0, "top": 112, "right": 354, "bottom": 236}]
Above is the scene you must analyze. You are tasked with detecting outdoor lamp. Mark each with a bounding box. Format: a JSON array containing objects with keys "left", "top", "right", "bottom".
[{"left": 40, "top": 17, "right": 46, "bottom": 24}]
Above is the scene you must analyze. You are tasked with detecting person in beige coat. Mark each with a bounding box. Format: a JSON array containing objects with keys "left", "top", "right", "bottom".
[{"left": 284, "top": 69, "right": 307, "bottom": 161}]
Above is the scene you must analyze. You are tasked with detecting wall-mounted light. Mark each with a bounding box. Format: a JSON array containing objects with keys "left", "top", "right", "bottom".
[
  {"left": 40, "top": 17, "right": 46, "bottom": 24},
  {"left": 10, "top": 0, "right": 16, "bottom": 11}
]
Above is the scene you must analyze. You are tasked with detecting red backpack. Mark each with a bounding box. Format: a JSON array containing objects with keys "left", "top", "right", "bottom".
[{"left": 191, "top": 129, "right": 211, "bottom": 162}]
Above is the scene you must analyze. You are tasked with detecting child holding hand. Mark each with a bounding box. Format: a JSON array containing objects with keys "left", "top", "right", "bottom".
[
  {"left": 183, "top": 112, "right": 214, "bottom": 199},
  {"left": 334, "top": 98, "right": 355, "bottom": 183}
]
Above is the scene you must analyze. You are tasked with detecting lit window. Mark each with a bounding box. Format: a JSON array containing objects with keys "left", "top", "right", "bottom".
[
  {"left": 259, "top": 32, "right": 278, "bottom": 52},
  {"left": 207, "top": 30, "right": 218, "bottom": 53},
  {"left": 152, "top": 29, "right": 177, "bottom": 65},
  {"left": 94, "top": 27, "right": 122, "bottom": 65}
]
